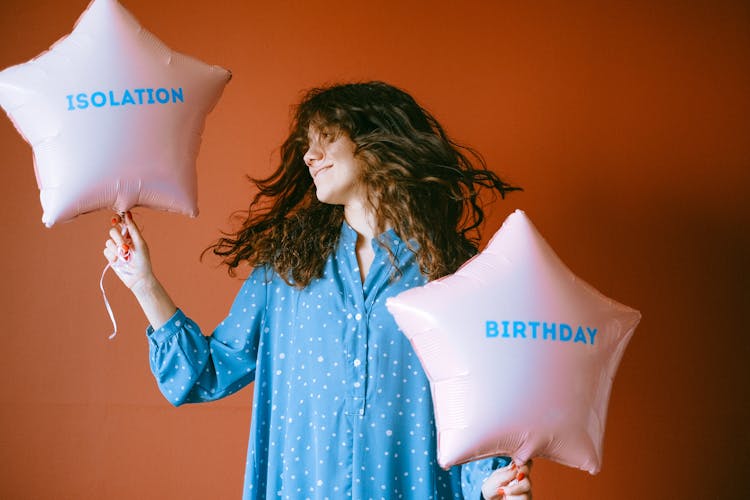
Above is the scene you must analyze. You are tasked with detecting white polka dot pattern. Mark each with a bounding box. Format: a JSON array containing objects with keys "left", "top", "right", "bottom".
[{"left": 146, "top": 223, "right": 506, "bottom": 499}]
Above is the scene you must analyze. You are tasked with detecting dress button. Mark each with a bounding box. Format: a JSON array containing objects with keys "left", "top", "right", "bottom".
[
  {"left": 353, "top": 359, "right": 361, "bottom": 367},
  {"left": 355, "top": 313, "right": 362, "bottom": 321}
]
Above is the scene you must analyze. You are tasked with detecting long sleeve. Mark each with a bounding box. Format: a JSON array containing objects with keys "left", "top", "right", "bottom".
[
  {"left": 461, "top": 456, "right": 512, "bottom": 499},
  {"left": 147, "top": 268, "right": 269, "bottom": 406}
]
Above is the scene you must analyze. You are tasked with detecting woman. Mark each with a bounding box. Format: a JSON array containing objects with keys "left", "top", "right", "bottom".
[{"left": 105, "top": 81, "right": 532, "bottom": 499}]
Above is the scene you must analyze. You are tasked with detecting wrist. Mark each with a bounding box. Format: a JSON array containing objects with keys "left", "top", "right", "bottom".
[
  {"left": 130, "top": 273, "right": 178, "bottom": 330},
  {"left": 130, "top": 272, "right": 160, "bottom": 298}
]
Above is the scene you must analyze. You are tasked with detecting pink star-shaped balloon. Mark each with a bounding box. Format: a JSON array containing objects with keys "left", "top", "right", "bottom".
[
  {"left": 386, "top": 209, "right": 640, "bottom": 474},
  {"left": 0, "top": 0, "right": 230, "bottom": 226}
]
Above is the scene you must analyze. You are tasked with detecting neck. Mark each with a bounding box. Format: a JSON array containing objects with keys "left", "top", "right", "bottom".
[
  {"left": 344, "top": 200, "right": 380, "bottom": 284},
  {"left": 344, "top": 200, "right": 378, "bottom": 241}
]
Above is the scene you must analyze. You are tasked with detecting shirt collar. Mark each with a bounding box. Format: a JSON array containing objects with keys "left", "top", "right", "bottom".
[{"left": 340, "top": 221, "right": 410, "bottom": 256}]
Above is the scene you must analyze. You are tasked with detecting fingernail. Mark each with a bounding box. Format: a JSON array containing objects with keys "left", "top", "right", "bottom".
[
  {"left": 517, "top": 472, "right": 525, "bottom": 481},
  {"left": 511, "top": 462, "right": 517, "bottom": 470},
  {"left": 496, "top": 487, "right": 505, "bottom": 497},
  {"left": 111, "top": 216, "right": 120, "bottom": 225},
  {"left": 121, "top": 243, "right": 130, "bottom": 253}
]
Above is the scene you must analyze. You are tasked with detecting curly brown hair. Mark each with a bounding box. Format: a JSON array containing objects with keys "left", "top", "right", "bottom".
[{"left": 207, "top": 81, "right": 521, "bottom": 287}]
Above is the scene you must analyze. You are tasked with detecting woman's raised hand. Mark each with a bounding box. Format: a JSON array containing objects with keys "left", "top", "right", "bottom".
[
  {"left": 103, "top": 211, "right": 177, "bottom": 330},
  {"left": 481, "top": 460, "right": 532, "bottom": 500},
  {"left": 103, "top": 211, "right": 154, "bottom": 292}
]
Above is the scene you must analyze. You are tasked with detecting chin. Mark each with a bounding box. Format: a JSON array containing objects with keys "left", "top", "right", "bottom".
[{"left": 314, "top": 189, "right": 336, "bottom": 205}]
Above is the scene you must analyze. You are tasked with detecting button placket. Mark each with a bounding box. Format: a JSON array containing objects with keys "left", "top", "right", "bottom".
[{"left": 343, "top": 228, "right": 368, "bottom": 417}]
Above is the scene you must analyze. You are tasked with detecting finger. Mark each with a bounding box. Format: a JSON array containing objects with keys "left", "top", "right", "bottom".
[
  {"left": 124, "top": 211, "right": 145, "bottom": 248},
  {"left": 103, "top": 246, "right": 118, "bottom": 264},
  {"left": 515, "top": 463, "right": 531, "bottom": 478},
  {"left": 500, "top": 476, "right": 531, "bottom": 496},
  {"left": 109, "top": 226, "right": 126, "bottom": 247},
  {"left": 488, "top": 462, "right": 518, "bottom": 487},
  {"left": 482, "top": 462, "right": 518, "bottom": 499},
  {"left": 105, "top": 239, "right": 124, "bottom": 261},
  {"left": 105, "top": 239, "right": 118, "bottom": 253}
]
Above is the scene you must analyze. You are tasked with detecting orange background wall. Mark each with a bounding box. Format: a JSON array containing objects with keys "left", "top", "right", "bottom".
[{"left": 1, "top": 0, "right": 748, "bottom": 498}]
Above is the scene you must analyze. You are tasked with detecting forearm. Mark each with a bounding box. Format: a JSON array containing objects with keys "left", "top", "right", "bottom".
[
  {"left": 147, "top": 270, "right": 268, "bottom": 406},
  {"left": 131, "top": 273, "right": 177, "bottom": 330}
]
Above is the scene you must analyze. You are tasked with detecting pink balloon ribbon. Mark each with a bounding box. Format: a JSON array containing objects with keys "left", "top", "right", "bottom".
[{"left": 99, "top": 221, "right": 132, "bottom": 340}]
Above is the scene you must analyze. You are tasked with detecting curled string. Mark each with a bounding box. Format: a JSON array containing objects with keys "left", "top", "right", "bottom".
[{"left": 100, "top": 221, "right": 132, "bottom": 340}]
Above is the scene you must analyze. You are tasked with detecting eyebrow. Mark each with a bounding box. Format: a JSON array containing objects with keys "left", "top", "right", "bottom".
[{"left": 307, "top": 125, "right": 340, "bottom": 142}]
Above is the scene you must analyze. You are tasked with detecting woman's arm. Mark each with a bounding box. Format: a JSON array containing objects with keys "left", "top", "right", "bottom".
[
  {"left": 103, "top": 212, "right": 266, "bottom": 406},
  {"left": 103, "top": 212, "right": 176, "bottom": 329}
]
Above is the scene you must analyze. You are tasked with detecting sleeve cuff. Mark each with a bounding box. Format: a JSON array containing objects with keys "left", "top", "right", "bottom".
[
  {"left": 146, "top": 308, "right": 187, "bottom": 345},
  {"left": 491, "top": 456, "right": 512, "bottom": 469}
]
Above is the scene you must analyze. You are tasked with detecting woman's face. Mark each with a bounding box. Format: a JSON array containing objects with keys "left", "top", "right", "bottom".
[{"left": 303, "top": 126, "right": 365, "bottom": 207}]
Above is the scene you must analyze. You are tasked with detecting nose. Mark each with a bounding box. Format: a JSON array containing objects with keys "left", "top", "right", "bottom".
[{"left": 303, "top": 142, "right": 323, "bottom": 167}]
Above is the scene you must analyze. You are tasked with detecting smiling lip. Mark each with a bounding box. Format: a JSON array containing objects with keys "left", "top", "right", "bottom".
[{"left": 311, "top": 164, "right": 332, "bottom": 179}]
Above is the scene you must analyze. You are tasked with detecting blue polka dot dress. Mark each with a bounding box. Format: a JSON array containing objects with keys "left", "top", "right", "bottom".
[{"left": 147, "top": 223, "right": 509, "bottom": 499}]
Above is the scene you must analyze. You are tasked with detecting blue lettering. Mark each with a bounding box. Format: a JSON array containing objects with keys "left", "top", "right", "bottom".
[
  {"left": 486, "top": 321, "right": 499, "bottom": 338},
  {"left": 587, "top": 327, "right": 598, "bottom": 345},
  {"left": 91, "top": 92, "right": 106, "bottom": 107},
  {"left": 529, "top": 321, "right": 539, "bottom": 339},
  {"left": 560, "top": 323, "right": 573, "bottom": 342},
  {"left": 543, "top": 322, "right": 556, "bottom": 341},
  {"left": 76, "top": 93, "right": 89, "bottom": 109},
  {"left": 121, "top": 90, "right": 135, "bottom": 106},
  {"left": 574, "top": 326, "right": 587, "bottom": 343},
  {"left": 155, "top": 88, "right": 169, "bottom": 104},
  {"left": 66, "top": 88, "right": 184, "bottom": 110},
  {"left": 484, "top": 320, "right": 597, "bottom": 347},
  {"left": 171, "top": 87, "right": 184, "bottom": 103}
]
